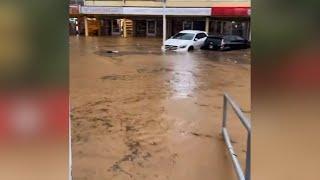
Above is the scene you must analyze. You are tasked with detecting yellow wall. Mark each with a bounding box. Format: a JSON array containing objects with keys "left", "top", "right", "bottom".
[{"left": 84, "top": 0, "right": 250, "bottom": 8}]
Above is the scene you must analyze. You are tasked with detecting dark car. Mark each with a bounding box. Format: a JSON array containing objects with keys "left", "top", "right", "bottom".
[{"left": 202, "top": 35, "right": 250, "bottom": 51}]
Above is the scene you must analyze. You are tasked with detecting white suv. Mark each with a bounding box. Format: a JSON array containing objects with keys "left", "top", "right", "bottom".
[{"left": 162, "top": 30, "right": 208, "bottom": 52}]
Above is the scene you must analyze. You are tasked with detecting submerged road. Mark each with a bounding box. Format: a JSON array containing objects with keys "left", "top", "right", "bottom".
[{"left": 70, "top": 36, "right": 251, "bottom": 180}]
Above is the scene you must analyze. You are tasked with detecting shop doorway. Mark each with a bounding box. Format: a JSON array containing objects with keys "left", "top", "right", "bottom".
[
  {"left": 112, "top": 19, "right": 122, "bottom": 36},
  {"left": 87, "top": 18, "right": 100, "bottom": 36},
  {"left": 146, "top": 20, "right": 157, "bottom": 36},
  {"left": 135, "top": 20, "right": 147, "bottom": 37}
]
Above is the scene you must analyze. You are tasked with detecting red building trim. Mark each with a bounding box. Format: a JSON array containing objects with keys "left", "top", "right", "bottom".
[
  {"left": 212, "top": 7, "right": 251, "bottom": 17},
  {"left": 69, "top": 5, "right": 80, "bottom": 15}
]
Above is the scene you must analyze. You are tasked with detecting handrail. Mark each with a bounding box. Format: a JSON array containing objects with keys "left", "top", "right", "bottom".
[{"left": 222, "top": 93, "right": 251, "bottom": 180}]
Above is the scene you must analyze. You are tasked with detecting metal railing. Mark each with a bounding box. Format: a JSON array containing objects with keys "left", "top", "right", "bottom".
[{"left": 222, "top": 93, "right": 251, "bottom": 180}]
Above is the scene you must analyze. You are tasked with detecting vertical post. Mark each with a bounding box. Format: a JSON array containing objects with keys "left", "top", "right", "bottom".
[
  {"left": 205, "top": 17, "right": 210, "bottom": 33},
  {"left": 69, "top": 115, "right": 72, "bottom": 180},
  {"left": 84, "top": 16, "right": 89, "bottom": 37},
  {"left": 123, "top": 19, "right": 127, "bottom": 38},
  {"left": 222, "top": 95, "right": 228, "bottom": 128},
  {"left": 248, "top": 21, "right": 251, "bottom": 41},
  {"left": 245, "top": 133, "right": 251, "bottom": 180},
  {"left": 162, "top": 0, "right": 167, "bottom": 46}
]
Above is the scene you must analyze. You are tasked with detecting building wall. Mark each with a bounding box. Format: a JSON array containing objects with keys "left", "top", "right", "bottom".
[{"left": 84, "top": 0, "right": 250, "bottom": 8}]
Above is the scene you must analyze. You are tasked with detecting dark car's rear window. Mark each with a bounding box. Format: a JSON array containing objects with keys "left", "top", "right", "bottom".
[{"left": 206, "top": 37, "right": 222, "bottom": 44}]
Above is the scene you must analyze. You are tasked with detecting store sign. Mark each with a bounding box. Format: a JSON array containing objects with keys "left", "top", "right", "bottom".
[
  {"left": 212, "top": 7, "right": 251, "bottom": 17},
  {"left": 69, "top": 5, "right": 80, "bottom": 15},
  {"left": 124, "top": 7, "right": 211, "bottom": 16},
  {"left": 80, "top": 6, "right": 211, "bottom": 16},
  {"left": 81, "top": 6, "right": 123, "bottom": 14}
]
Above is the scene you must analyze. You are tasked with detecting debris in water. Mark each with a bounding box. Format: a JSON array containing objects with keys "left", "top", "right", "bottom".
[{"left": 106, "top": 50, "right": 119, "bottom": 53}]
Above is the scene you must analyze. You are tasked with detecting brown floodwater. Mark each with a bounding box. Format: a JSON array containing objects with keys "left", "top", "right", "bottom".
[{"left": 70, "top": 36, "right": 251, "bottom": 180}]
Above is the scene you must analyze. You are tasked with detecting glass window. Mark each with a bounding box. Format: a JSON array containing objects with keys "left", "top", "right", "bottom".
[
  {"left": 232, "top": 21, "right": 244, "bottom": 37},
  {"left": 183, "top": 21, "right": 193, "bottom": 30},
  {"left": 172, "top": 33, "right": 195, "bottom": 40},
  {"left": 222, "top": 21, "right": 232, "bottom": 35},
  {"left": 201, "top": 33, "right": 207, "bottom": 38},
  {"left": 196, "top": 33, "right": 207, "bottom": 39},
  {"left": 235, "top": 36, "right": 244, "bottom": 41},
  {"left": 147, "top": 20, "right": 156, "bottom": 34}
]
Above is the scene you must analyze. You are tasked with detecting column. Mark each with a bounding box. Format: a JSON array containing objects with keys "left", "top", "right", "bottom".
[
  {"left": 123, "top": 19, "right": 127, "bottom": 38},
  {"left": 205, "top": 17, "right": 210, "bottom": 33},
  {"left": 84, "top": 16, "right": 89, "bottom": 37},
  {"left": 162, "top": 0, "right": 167, "bottom": 46}
]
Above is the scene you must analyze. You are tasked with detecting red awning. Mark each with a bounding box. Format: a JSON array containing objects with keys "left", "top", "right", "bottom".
[{"left": 212, "top": 7, "right": 251, "bottom": 17}]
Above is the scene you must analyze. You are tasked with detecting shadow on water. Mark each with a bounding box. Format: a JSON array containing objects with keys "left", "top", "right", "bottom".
[
  {"left": 95, "top": 49, "right": 163, "bottom": 57},
  {"left": 95, "top": 49, "right": 250, "bottom": 65}
]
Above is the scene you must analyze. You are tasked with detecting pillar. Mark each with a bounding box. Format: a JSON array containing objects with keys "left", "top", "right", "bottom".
[
  {"left": 162, "top": 1, "right": 167, "bottom": 46},
  {"left": 205, "top": 17, "right": 210, "bottom": 33},
  {"left": 84, "top": 16, "right": 89, "bottom": 37},
  {"left": 123, "top": 19, "right": 127, "bottom": 38}
]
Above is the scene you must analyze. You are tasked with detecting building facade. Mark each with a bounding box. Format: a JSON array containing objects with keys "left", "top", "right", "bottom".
[{"left": 69, "top": 0, "right": 251, "bottom": 40}]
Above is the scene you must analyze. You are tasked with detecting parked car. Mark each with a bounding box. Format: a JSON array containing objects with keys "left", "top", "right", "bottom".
[
  {"left": 162, "top": 30, "right": 208, "bottom": 52},
  {"left": 201, "top": 35, "right": 250, "bottom": 51}
]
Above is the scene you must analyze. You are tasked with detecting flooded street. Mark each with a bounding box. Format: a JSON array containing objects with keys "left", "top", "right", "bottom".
[{"left": 70, "top": 36, "right": 251, "bottom": 180}]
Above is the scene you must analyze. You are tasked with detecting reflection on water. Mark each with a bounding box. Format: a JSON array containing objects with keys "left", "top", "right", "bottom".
[{"left": 169, "top": 54, "right": 198, "bottom": 99}]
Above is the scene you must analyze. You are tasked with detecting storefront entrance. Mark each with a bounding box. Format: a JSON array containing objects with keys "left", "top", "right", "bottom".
[
  {"left": 112, "top": 19, "right": 122, "bottom": 36},
  {"left": 146, "top": 20, "right": 157, "bottom": 36},
  {"left": 134, "top": 20, "right": 146, "bottom": 37}
]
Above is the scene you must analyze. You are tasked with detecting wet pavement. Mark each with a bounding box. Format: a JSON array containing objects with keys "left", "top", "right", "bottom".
[{"left": 70, "top": 36, "right": 251, "bottom": 180}]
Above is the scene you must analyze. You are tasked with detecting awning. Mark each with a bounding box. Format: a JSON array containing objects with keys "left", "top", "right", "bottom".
[{"left": 212, "top": 7, "right": 251, "bottom": 17}]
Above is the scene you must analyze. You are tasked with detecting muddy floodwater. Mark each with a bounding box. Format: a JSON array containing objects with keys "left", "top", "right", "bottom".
[{"left": 70, "top": 36, "right": 251, "bottom": 180}]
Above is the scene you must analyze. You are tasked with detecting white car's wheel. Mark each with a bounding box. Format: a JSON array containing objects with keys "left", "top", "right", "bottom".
[{"left": 188, "top": 46, "right": 194, "bottom": 51}]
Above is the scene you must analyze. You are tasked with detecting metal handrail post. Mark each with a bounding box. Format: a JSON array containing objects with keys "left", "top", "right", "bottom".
[
  {"left": 222, "top": 95, "right": 228, "bottom": 128},
  {"left": 245, "top": 133, "right": 251, "bottom": 180}
]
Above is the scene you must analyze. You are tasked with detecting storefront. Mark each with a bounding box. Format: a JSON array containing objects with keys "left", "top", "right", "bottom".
[
  {"left": 73, "top": 5, "right": 251, "bottom": 39},
  {"left": 79, "top": 6, "right": 211, "bottom": 37},
  {"left": 210, "top": 7, "right": 251, "bottom": 40}
]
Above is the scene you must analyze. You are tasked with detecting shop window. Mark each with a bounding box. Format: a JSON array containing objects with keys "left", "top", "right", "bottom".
[
  {"left": 222, "top": 21, "right": 232, "bottom": 35},
  {"left": 193, "top": 21, "right": 205, "bottom": 31},
  {"left": 183, "top": 21, "right": 193, "bottom": 30},
  {"left": 210, "top": 21, "right": 223, "bottom": 35},
  {"left": 147, "top": 20, "right": 156, "bottom": 36},
  {"left": 232, "top": 21, "right": 244, "bottom": 37},
  {"left": 209, "top": 20, "right": 250, "bottom": 39}
]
